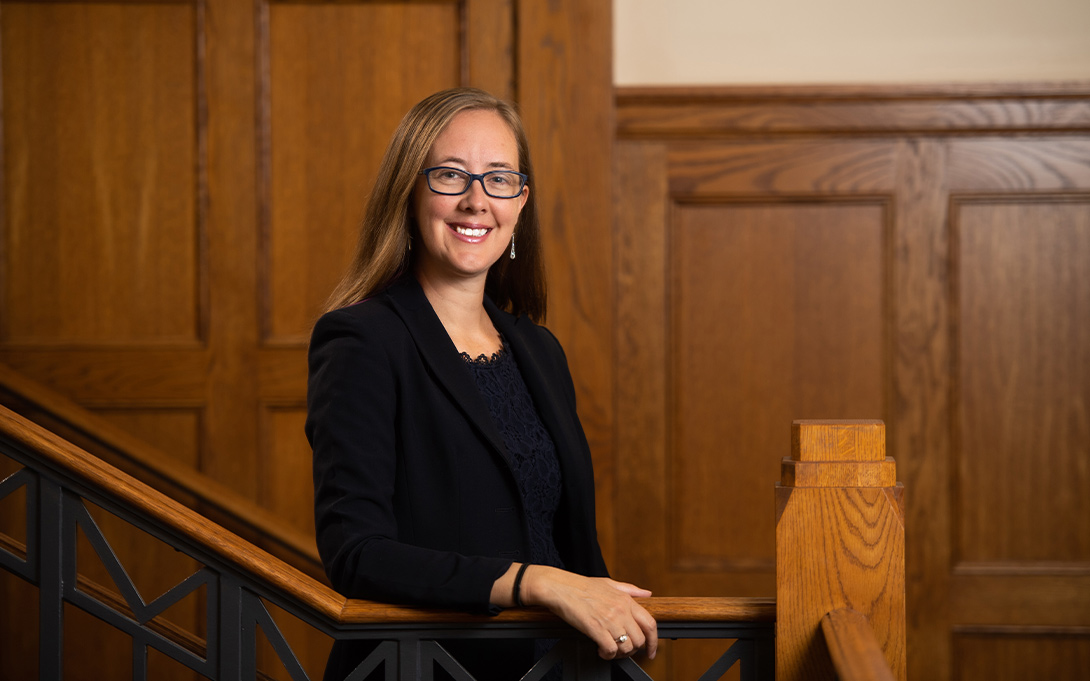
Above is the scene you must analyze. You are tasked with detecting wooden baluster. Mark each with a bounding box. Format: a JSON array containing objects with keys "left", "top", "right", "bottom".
[{"left": 775, "top": 420, "right": 906, "bottom": 681}]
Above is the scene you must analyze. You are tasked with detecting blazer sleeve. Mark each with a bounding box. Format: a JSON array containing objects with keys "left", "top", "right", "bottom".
[{"left": 306, "top": 308, "right": 512, "bottom": 613}]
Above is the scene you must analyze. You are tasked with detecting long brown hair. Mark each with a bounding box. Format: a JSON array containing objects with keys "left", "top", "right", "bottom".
[{"left": 322, "top": 88, "right": 546, "bottom": 321}]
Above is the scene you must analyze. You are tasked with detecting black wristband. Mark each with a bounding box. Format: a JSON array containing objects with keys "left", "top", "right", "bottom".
[{"left": 512, "top": 563, "right": 531, "bottom": 607}]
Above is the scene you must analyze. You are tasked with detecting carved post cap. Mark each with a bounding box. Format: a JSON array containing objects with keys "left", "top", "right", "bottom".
[
  {"left": 791, "top": 420, "right": 885, "bottom": 462},
  {"left": 783, "top": 420, "right": 895, "bottom": 488}
]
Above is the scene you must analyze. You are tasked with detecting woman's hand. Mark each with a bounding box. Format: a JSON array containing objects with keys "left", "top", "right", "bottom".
[{"left": 493, "top": 563, "right": 658, "bottom": 660}]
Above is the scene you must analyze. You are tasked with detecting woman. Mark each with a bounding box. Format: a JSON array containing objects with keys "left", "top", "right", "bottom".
[{"left": 306, "top": 87, "right": 657, "bottom": 680}]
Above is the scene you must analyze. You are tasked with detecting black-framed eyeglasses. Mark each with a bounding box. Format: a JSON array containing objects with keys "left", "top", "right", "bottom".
[{"left": 419, "top": 166, "right": 528, "bottom": 199}]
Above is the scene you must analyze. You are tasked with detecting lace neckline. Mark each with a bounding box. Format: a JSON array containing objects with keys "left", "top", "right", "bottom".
[{"left": 460, "top": 337, "right": 507, "bottom": 365}]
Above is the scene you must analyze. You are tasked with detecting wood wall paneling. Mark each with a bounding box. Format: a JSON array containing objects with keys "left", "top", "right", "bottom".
[
  {"left": 616, "top": 88, "right": 1090, "bottom": 681},
  {"left": 671, "top": 202, "right": 886, "bottom": 573},
  {"left": 261, "top": 405, "right": 313, "bottom": 537},
  {"left": 2, "top": 5, "right": 207, "bottom": 674},
  {"left": 952, "top": 630, "right": 1090, "bottom": 681},
  {"left": 950, "top": 573, "right": 1090, "bottom": 627},
  {"left": 953, "top": 198, "right": 1090, "bottom": 568},
  {"left": 516, "top": 0, "right": 616, "bottom": 559},
  {"left": 263, "top": 0, "right": 463, "bottom": 343},
  {"left": 616, "top": 141, "right": 890, "bottom": 676},
  {"left": 92, "top": 406, "right": 203, "bottom": 469},
  {"left": 2, "top": 2, "right": 202, "bottom": 345},
  {"left": 614, "top": 139, "right": 669, "bottom": 591},
  {"left": 888, "top": 137, "right": 954, "bottom": 681},
  {"left": 2, "top": 0, "right": 613, "bottom": 677}
]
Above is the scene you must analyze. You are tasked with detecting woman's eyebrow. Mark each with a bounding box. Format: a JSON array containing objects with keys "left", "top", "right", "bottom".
[{"left": 435, "top": 156, "right": 516, "bottom": 170}]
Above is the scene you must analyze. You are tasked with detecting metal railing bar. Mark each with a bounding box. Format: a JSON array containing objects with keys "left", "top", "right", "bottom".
[
  {"left": 66, "top": 585, "right": 213, "bottom": 674},
  {"left": 218, "top": 573, "right": 244, "bottom": 680},
  {"left": 0, "top": 530, "right": 33, "bottom": 579},
  {"left": 397, "top": 637, "right": 422, "bottom": 681},
  {"left": 67, "top": 495, "right": 149, "bottom": 616},
  {"left": 697, "top": 638, "right": 748, "bottom": 681},
  {"left": 39, "top": 476, "right": 65, "bottom": 680},
  {"left": 343, "top": 640, "right": 396, "bottom": 681},
  {"left": 656, "top": 624, "right": 775, "bottom": 639},
  {"left": 615, "top": 658, "right": 656, "bottom": 681},
  {"left": 519, "top": 640, "right": 563, "bottom": 681},
  {"left": 245, "top": 589, "right": 314, "bottom": 681},
  {"left": 0, "top": 465, "right": 33, "bottom": 499},
  {"left": 422, "top": 640, "right": 477, "bottom": 681},
  {"left": 133, "top": 640, "right": 148, "bottom": 681},
  {"left": 560, "top": 639, "right": 611, "bottom": 681},
  {"left": 0, "top": 465, "right": 38, "bottom": 580},
  {"left": 74, "top": 570, "right": 210, "bottom": 657},
  {"left": 67, "top": 579, "right": 214, "bottom": 675},
  {"left": 140, "top": 567, "right": 216, "bottom": 623}
]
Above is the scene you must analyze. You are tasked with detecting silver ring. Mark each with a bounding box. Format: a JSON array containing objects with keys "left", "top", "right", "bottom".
[{"left": 616, "top": 634, "right": 629, "bottom": 644}]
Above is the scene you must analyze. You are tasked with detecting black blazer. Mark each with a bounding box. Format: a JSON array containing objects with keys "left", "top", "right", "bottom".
[{"left": 306, "top": 275, "right": 609, "bottom": 610}]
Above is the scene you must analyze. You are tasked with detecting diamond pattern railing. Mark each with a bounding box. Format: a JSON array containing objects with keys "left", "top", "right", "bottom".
[{"left": 0, "top": 406, "right": 775, "bottom": 680}]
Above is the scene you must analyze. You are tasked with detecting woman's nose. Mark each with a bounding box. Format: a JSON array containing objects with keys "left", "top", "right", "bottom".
[{"left": 460, "top": 179, "right": 488, "bottom": 211}]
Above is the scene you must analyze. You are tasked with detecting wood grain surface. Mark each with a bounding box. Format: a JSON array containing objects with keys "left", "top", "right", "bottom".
[
  {"left": 615, "top": 83, "right": 1090, "bottom": 681},
  {"left": 776, "top": 421, "right": 905, "bottom": 681}
]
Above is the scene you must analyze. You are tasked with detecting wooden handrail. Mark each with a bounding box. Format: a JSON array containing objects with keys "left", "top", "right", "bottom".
[
  {"left": 822, "top": 609, "right": 897, "bottom": 681},
  {"left": 0, "top": 361, "right": 322, "bottom": 575},
  {"left": 4, "top": 406, "right": 912, "bottom": 678},
  {"left": 4, "top": 403, "right": 911, "bottom": 675},
  {"left": 5, "top": 395, "right": 910, "bottom": 681},
  {"left": 0, "top": 403, "right": 343, "bottom": 618},
  {"left": 0, "top": 403, "right": 775, "bottom": 627}
]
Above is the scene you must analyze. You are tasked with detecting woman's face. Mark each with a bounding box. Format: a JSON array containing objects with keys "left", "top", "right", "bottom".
[{"left": 412, "top": 109, "right": 528, "bottom": 287}]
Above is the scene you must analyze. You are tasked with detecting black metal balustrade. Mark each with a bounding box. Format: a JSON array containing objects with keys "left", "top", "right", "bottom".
[{"left": 0, "top": 411, "right": 775, "bottom": 681}]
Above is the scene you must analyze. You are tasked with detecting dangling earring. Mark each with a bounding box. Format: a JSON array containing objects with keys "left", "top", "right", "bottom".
[{"left": 509, "top": 233, "right": 516, "bottom": 260}]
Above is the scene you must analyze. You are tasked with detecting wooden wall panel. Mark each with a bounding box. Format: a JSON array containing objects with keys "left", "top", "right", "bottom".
[
  {"left": 2, "top": 2, "right": 201, "bottom": 345},
  {"left": 261, "top": 406, "right": 313, "bottom": 536},
  {"left": 671, "top": 202, "right": 886, "bottom": 571},
  {"left": 264, "top": 1, "right": 462, "bottom": 342},
  {"left": 92, "top": 407, "right": 203, "bottom": 468},
  {"left": 954, "top": 199, "right": 1090, "bottom": 567},
  {"left": 616, "top": 142, "right": 891, "bottom": 678},
  {"left": 516, "top": 0, "right": 616, "bottom": 558},
  {"left": 952, "top": 632, "right": 1090, "bottom": 681},
  {"left": 616, "top": 87, "right": 1090, "bottom": 681}
]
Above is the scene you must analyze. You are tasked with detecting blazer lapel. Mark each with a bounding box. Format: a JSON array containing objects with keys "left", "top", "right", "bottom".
[{"left": 384, "top": 278, "right": 510, "bottom": 461}]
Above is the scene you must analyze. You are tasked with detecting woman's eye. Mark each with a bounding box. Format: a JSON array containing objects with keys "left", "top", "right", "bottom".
[{"left": 489, "top": 174, "right": 512, "bottom": 186}]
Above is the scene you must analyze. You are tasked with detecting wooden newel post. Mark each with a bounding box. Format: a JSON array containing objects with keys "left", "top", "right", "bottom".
[{"left": 775, "top": 420, "right": 906, "bottom": 681}]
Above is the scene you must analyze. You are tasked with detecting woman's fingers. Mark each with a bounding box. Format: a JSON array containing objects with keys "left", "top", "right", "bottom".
[
  {"left": 609, "top": 580, "right": 653, "bottom": 599},
  {"left": 633, "top": 601, "right": 658, "bottom": 659},
  {"left": 604, "top": 579, "right": 656, "bottom": 659},
  {"left": 585, "top": 586, "right": 653, "bottom": 660},
  {"left": 522, "top": 567, "right": 659, "bottom": 660}
]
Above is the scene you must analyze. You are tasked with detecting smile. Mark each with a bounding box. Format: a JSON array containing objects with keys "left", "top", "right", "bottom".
[{"left": 453, "top": 225, "right": 490, "bottom": 238}]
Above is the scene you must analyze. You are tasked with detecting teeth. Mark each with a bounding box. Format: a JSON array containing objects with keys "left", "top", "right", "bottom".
[{"left": 455, "top": 226, "right": 489, "bottom": 237}]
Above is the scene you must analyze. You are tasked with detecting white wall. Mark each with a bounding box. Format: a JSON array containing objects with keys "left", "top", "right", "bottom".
[{"left": 615, "top": 0, "right": 1090, "bottom": 85}]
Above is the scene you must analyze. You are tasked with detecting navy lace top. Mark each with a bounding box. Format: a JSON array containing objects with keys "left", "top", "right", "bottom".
[{"left": 462, "top": 338, "right": 565, "bottom": 569}]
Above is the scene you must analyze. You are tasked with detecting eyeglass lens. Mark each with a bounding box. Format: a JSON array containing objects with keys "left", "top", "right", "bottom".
[{"left": 424, "top": 167, "right": 525, "bottom": 198}]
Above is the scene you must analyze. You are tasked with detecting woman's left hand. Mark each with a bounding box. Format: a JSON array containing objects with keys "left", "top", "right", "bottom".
[{"left": 494, "top": 563, "right": 658, "bottom": 660}]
